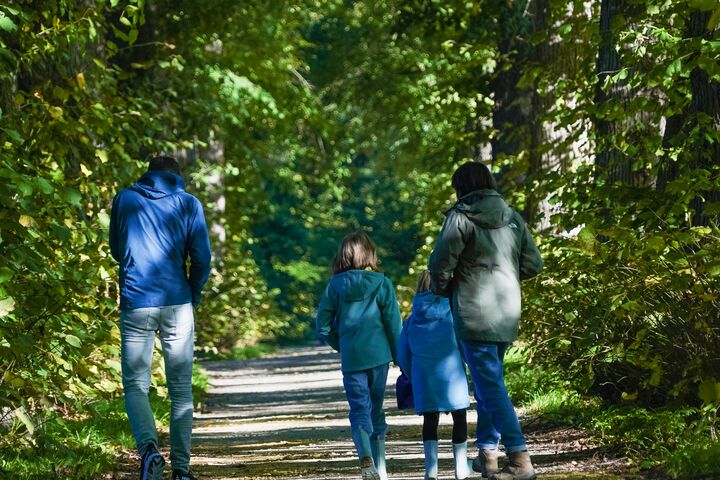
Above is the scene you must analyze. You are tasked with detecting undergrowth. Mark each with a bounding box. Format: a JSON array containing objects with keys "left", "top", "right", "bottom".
[
  {"left": 504, "top": 345, "right": 720, "bottom": 479},
  {"left": 0, "top": 365, "right": 210, "bottom": 479}
]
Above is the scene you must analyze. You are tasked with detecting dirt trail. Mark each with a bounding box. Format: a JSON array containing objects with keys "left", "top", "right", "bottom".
[{"left": 115, "top": 346, "right": 647, "bottom": 479}]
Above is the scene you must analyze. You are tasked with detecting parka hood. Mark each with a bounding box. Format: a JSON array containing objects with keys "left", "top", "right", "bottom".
[
  {"left": 410, "top": 291, "right": 450, "bottom": 324},
  {"left": 453, "top": 189, "right": 513, "bottom": 229},
  {"left": 131, "top": 171, "right": 186, "bottom": 200},
  {"left": 330, "top": 270, "right": 386, "bottom": 302}
]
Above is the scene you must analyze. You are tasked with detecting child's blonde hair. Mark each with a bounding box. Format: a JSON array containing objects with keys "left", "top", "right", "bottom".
[
  {"left": 416, "top": 270, "right": 431, "bottom": 293},
  {"left": 332, "top": 231, "right": 378, "bottom": 274}
]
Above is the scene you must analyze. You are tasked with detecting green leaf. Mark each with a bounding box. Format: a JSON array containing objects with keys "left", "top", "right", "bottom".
[
  {"left": 0, "top": 267, "right": 13, "bottom": 283},
  {"left": 666, "top": 58, "right": 682, "bottom": 77},
  {"left": 708, "top": 263, "right": 720, "bottom": 277},
  {"left": 0, "top": 11, "right": 17, "bottom": 32},
  {"left": 699, "top": 381, "right": 720, "bottom": 403},
  {"left": 98, "top": 211, "right": 110, "bottom": 228},
  {"left": 105, "top": 359, "right": 122, "bottom": 372},
  {"left": 97, "top": 378, "right": 118, "bottom": 392},
  {"left": 708, "top": 7, "right": 720, "bottom": 30},
  {"left": 0, "top": 296, "right": 15, "bottom": 317},
  {"left": 35, "top": 177, "right": 53, "bottom": 194},
  {"left": 1, "top": 128, "right": 24, "bottom": 144},
  {"left": 65, "top": 334, "right": 82, "bottom": 348},
  {"left": 688, "top": 0, "right": 718, "bottom": 11},
  {"left": 62, "top": 187, "right": 82, "bottom": 206},
  {"left": 128, "top": 28, "right": 138, "bottom": 45},
  {"left": 16, "top": 181, "right": 32, "bottom": 196}
]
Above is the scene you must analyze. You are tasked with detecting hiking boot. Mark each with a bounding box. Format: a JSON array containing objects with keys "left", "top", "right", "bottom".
[
  {"left": 360, "top": 456, "right": 381, "bottom": 480},
  {"left": 490, "top": 450, "right": 536, "bottom": 480},
  {"left": 472, "top": 448, "right": 499, "bottom": 477},
  {"left": 139, "top": 445, "right": 165, "bottom": 480},
  {"left": 172, "top": 470, "right": 199, "bottom": 480}
]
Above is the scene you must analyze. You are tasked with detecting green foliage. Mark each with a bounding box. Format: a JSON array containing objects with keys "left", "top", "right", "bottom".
[
  {"left": 667, "top": 439, "right": 720, "bottom": 479},
  {"left": 506, "top": 347, "right": 720, "bottom": 476},
  {"left": 0, "top": 389, "right": 176, "bottom": 479},
  {"left": 2, "top": 0, "right": 719, "bottom": 477}
]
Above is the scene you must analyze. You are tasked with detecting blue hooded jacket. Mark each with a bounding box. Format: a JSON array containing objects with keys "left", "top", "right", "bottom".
[
  {"left": 316, "top": 270, "right": 402, "bottom": 373},
  {"left": 109, "top": 170, "right": 212, "bottom": 310},
  {"left": 397, "top": 291, "right": 470, "bottom": 414}
]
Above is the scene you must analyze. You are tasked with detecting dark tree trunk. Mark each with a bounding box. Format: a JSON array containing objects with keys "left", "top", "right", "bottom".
[
  {"left": 688, "top": 11, "right": 720, "bottom": 225},
  {"left": 491, "top": 0, "right": 532, "bottom": 174},
  {"left": 657, "top": 10, "right": 720, "bottom": 225},
  {"left": 524, "top": 0, "right": 551, "bottom": 223},
  {"left": 594, "top": 0, "right": 633, "bottom": 183}
]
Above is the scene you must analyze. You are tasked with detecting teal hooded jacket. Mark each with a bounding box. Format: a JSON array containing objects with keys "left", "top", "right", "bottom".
[
  {"left": 428, "top": 189, "right": 543, "bottom": 343},
  {"left": 315, "top": 270, "right": 402, "bottom": 373}
]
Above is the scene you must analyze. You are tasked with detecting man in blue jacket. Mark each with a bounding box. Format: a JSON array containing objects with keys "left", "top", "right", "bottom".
[{"left": 110, "top": 156, "right": 211, "bottom": 480}]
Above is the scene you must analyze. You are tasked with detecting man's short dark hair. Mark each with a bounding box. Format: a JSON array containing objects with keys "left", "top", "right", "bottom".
[
  {"left": 451, "top": 161, "right": 497, "bottom": 198},
  {"left": 148, "top": 156, "right": 181, "bottom": 175}
]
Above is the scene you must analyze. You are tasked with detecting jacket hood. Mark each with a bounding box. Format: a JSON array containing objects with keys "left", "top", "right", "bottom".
[
  {"left": 131, "top": 171, "right": 185, "bottom": 200},
  {"left": 411, "top": 291, "right": 451, "bottom": 324},
  {"left": 453, "top": 189, "right": 513, "bottom": 229},
  {"left": 330, "top": 270, "right": 386, "bottom": 302}
]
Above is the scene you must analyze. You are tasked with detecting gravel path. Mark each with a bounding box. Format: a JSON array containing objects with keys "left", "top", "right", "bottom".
[{"left": 113, "top": 346, "right": 652, "bottom": 479}]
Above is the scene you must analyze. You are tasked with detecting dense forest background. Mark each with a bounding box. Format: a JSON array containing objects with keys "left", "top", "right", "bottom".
[{"left": 1, "top": 0, "right": 719, "bottom": 478}]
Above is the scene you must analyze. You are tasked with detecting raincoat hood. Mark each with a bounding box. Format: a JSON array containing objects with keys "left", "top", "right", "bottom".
[
  {"left": 454, "top": 189, "right": 513, "bottom": 229},
  {"left": 130, "top": 171, "right": 186, "bottom": 200},
  {"left": 410, "top": 291, "right": 451, "bottom": 324},
  {"left": 329, "top": 270, "right": 386, "bottom": 302}
]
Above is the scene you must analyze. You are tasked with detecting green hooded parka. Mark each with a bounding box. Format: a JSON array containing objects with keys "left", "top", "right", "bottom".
[{"left": 428, "top": 189, "right": 543, "bottom": 343}]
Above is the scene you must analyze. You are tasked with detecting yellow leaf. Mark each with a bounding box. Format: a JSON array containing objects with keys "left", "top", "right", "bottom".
[
  {"left": 19, "top": 215, "right": 33, "bottom": 227},
  {"left": 76, "top": 72, "right": 86, "bottom": 89},
  {"left": 47, "top": 106, "right": 63, "bottom": 119},
  {"left": 80, "top": 163, "right": 91, "bottom": 176},
  {"left": 621, "top": 391, "right": 638, "bottom": 401},
  {"left": 95, "top": 149, "right": 108, "bottom": 163}
]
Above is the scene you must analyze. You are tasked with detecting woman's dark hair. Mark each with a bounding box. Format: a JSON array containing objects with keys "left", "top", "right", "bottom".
[
  {"left": 332, "top": 231, "right": 378, "bottom": 274},
  {"left": 451, "top": 162, "right": 497, "bottom": 199},
  {"left": 416, "top": 270, "right": 431, "bottom": 293},
  {"left": 148, "top": 156, "right": 181, "bottom": 175}
]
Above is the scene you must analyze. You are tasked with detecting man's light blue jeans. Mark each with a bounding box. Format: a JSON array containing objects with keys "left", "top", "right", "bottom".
[
  {"left": 460, "top": 341, "right": 527, "bottom": 453},
  {"left": 342, "top": 363, "right": 389, "bottom": 458},
  {"left": 120, "top": 303, "right": 195, "bottom": 472}
]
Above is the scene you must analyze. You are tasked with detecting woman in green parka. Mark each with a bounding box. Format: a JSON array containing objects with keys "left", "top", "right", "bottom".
[{"left": 428, "top": 162, "right": 543, "bottom": 480}]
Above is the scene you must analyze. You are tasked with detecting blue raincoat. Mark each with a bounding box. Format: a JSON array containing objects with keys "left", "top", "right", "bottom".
[{"left": 397, "top": 291, "right": 470, "bottom": 414}]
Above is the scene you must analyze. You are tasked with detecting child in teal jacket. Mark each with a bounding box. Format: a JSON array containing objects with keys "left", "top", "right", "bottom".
[{"left": 316, "top": 231, "right": 402, "bottom": 480}]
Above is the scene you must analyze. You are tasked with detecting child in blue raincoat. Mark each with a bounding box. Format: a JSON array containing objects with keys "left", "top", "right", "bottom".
[
  {"left": 316, "top": 231, "right": 402, "bottom": 480},
  {"left": 398, "top": 270, "right": 471, "bottom": 480}
]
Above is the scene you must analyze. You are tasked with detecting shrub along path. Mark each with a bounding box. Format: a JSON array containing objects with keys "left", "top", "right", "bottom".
[{"left": 114, "top": 346, "right": 653, "bottom": 479}]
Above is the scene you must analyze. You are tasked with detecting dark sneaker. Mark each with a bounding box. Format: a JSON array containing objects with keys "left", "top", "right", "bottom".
[
  {"left": 140, "top": 445, "right": 165, "bottom": 480},
  {"left": 172, "top": 470, "right": 199, "bottom": 480}
]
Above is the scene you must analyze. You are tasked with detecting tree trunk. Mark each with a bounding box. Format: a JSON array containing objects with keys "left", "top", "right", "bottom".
[
  {"left": 657, "top": 10, "right": 720, "bottom": 225},
  {"left": 491, "top": 0, "right": 532, "bottom": 179},
  {"left": 688, "top": 11, "right": 720, "bottom": 225},
  {"left": 594, "top": 0, "right": 633, "bottom": 183},
  {"left": 524, "top": 0, "right": 551, "bottom": 224}
]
